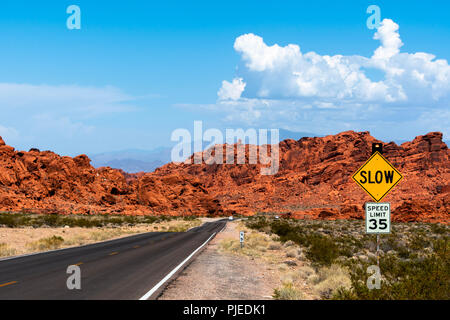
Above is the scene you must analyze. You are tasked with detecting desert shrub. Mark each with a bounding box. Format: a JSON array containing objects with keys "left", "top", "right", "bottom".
[
  {"left": 219, "top": 239, "right": 240, "bottom": 253},
  {"left": 0, "top": 243, "right": 17, "bottom": 257},
  {"left": 297, "top": 265, "right": 316, "bottom": 281},
  {"left": 306, "top": 235, "right": 339, "bottom": 266},
  {"left": 27, "top": 235, "right": 65, "bottom": 251},
  {"left": 167, "top": 222, "right": 197, "bottom": 232},
  {"left": 268, "top": 243, "right": 282, "bottom": 250},
  {"left": 334, "top": 238, "right": 449, "bottom": 300},
  {"left": 273, "top": 282, "right": 304, "bottom": 300},
  {"left": 0, "top": 213, "right": 32, "bottom": 227},
  {"left": 333, "top": 235, "right": 362, "bottom": 258},
  {"left": 312, "top": 264, "right": 351, "bottom": 299},
  {"left": 89, "top": 230, "right": 123, "bottom": 241},
  {"left": 0, "top": 212, "right": 183, "bottom": 228},
  {"left": 309, "top": 223, "right": 322, "bottom": 230},
  {"left": 246, "top": 217, "right": 270, "bottom": 231},
  {"left": 247, "top": 233, "right": 269, "bottom": 247},
  {"left": 42, "top": 214, "right": 59, "bottom": 227},
  {"left": 286, "top": 249, "right": 297, "bottom": 258},
  {"left": 430, "top": 223, "right": 448, "bottom": 235},
  {"left": 0, "top": 214, "right": 17, "bottom": 227},
  {"left": 283, "top": 240, "right": 296, "bottom": 247},
  {"left": 270, "top": 221, "right": 307, "bottom": 245},
  {"left": 379, "top": 235, "right": 411, "bottom": 259}
]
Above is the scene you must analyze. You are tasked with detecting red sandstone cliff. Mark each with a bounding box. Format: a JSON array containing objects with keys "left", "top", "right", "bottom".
[
  {"left": 0, "top": 131, "right": 448, "bottom": 223},
  {"left": 0, "top": 136, "right": 221, "bottom": 217}
]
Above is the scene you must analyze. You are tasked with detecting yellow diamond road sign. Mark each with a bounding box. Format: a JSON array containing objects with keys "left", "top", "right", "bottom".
[{"left": 352, "top": 151, "right": 403, "bottom": 202}]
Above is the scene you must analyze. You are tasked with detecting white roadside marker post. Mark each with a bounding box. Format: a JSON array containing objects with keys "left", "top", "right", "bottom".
[{"left": 240, "top": 231, "right": 244, "bottom": 249}]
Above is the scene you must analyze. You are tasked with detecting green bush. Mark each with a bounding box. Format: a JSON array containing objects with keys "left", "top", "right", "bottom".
[
  {"left": 246, "top": 216, "right": 449, "bottom": 299},
  {"left": 306, "top": 235, "right": 339, "bottom": 266},
  {"left": 246, "top": 217, "right": 270, "bottom": 231},
  {"left": 430, "top": 223, "right": 448, "bottom": 235},
  {"left": 247, "top": 218, "right": 353, "bottom": 266},
  {"left": 0, "top": 212, "right": 182, "bottom": 228},
  {"left": 334, "top": 238, "right": 449, "bottom": 300}
]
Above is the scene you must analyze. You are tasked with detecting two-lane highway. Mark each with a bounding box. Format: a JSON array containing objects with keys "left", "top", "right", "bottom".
[{"left": 0, "top": 219, "right": 226, "bottom": 300}]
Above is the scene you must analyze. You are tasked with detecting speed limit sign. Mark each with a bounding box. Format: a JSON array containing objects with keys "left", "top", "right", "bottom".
[{"left": 365, "top": 203, "right": 391, "bottom": 234}]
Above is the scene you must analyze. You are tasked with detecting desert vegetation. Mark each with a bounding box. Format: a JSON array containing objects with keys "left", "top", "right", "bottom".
[
  {"left": 245, "top": 216, "right": 449, "bottom": 300},
  {"left": 219, "top": 220, "right": 352, "bottom": 299},
  {"left": 0, "top": 211, "right": 199, "bottom": 228},
  {"left": 0, "top": 212, "right": 202, "bottom": 258}
]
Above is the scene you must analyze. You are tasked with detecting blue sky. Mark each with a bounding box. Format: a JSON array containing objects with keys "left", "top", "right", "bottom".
[{"left": 0, "top": 0, "right": 449, "bottom": 155}]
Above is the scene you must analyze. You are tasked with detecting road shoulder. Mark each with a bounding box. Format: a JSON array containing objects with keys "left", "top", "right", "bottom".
[{"left": 158, "top": 221, "right": 302, "bottom": 300}]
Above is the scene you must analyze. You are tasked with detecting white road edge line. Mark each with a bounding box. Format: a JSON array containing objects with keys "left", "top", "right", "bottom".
[{"left": 139, "top": 231, "right": 217, "bottom": 300}]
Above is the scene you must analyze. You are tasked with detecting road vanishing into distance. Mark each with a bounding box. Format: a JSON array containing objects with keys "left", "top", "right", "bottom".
[{"left": 0, "top": 219, "right": 226, "bottom": 300}]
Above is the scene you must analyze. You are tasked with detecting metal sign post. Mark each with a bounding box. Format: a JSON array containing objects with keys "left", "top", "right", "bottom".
[
  {"left": 353, "top": 144, "right": 401, "bottom": 268},
  {"left": 376, "top": 234, "right": 380, "bottom": 266},
  {"left": 365, "top": 202, "right": 390, "bottom": 267}
]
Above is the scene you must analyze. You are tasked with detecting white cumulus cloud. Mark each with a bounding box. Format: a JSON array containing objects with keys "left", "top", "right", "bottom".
[
  {"left": 372, "top": 19, "right": 403, "bottom": 61},
  {"left": 210, "top": 18, "right": 450, "bottom": 139},
  {"left": 217, "top": 78, "right": 246, "bottom": 100}
]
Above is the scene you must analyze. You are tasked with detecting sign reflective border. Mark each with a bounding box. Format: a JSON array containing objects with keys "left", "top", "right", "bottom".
[
  {"left": 365, "top": 202, "right": 391, "bottom": 234},
  {"left": 352, "top": 151, "right": 403, "bottom": 202}
]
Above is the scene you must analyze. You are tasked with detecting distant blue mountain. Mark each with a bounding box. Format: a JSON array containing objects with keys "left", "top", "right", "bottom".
[
  {"left": 278, "top": 129, "right": 322, "bottom": 141},
  {"left": 391, "top": 139, "right": 449, "bottom": 146},
  {"left": 90, "top": 131, "right": 448, "bottom": 173},
  {"left": 96, "top": 158, "right": 165, "bottom": 173},
  {"left": 89, "top": 147, "right": 172, "bottom": 173},
  {"left": 88, "top": 130, "right": 320, "bottom": 173}
]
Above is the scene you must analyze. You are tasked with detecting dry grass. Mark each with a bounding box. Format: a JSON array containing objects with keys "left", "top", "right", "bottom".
[
  {"left": 286, "top": 248, "right": 298, "bottom": 258},
  {"left": 218, "top": 221, "right": 318, "bottom": 299},
  {"left": 0, "top": 243, "right": 17, "bottom": 257},
  {"left": 310, "top": 264, "right": 351, "bottom": 299},
  {"left": 273, "top": 282, "right": 304, "bottom": 300},
  {"left": 218, "top": 222, "right": 285, "bottom": 263},
  {"left": 158, "top": 221, "right": 281, "bottom": 300},
  {"left": 217, "top": 220, "right": 353, "bottom": 300},
  {"left": 27, "top": 235, "right": 65, "bottom": 251},
  {"left": 0, "top": 218, "right": 202, "bottom": 258}
]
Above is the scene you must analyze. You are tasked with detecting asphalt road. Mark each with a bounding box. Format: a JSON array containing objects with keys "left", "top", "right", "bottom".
[{"left": 0, "top": 219, "right": 226, "bottom": 300}]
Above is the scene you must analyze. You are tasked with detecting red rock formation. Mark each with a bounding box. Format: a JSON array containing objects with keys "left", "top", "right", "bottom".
[
  {"left": 154, "top": 131, "right": 449, "bottom": 223},
  {"left": 0, "top": 131, "right": 448, "bottom": 223},
  {"left": 0, "top": 141, "right": 222, "bottom": 216}
]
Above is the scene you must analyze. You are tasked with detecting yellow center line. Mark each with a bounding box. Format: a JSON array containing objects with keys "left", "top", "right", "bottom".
[
  {"left": 109, "top": 252, "right": 119, "bottom": 256},
  {"left": 133, "top": 245, "right": 140, "bottom": 249},
  {"left": 74, "top": 262, "right": 83, "bottom": 266},
  {"left": 0, "top": 281, "right": 17, "bottom": 288}
]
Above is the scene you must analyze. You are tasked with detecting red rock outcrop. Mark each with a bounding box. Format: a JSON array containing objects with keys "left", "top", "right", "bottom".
[
  {"left": 0, "top": 141, "right": 222, "bottom": 216},
  {"left": 154, "top": 131, "right": 449, "bottom": 223},
  {"left": 0, "top": 131, "right": 448, "bottom": 223}
]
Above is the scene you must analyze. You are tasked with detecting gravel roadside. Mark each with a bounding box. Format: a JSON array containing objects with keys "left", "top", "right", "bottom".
[{"left": 158, "top": 221, "right": 282, "bottom": 300}]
